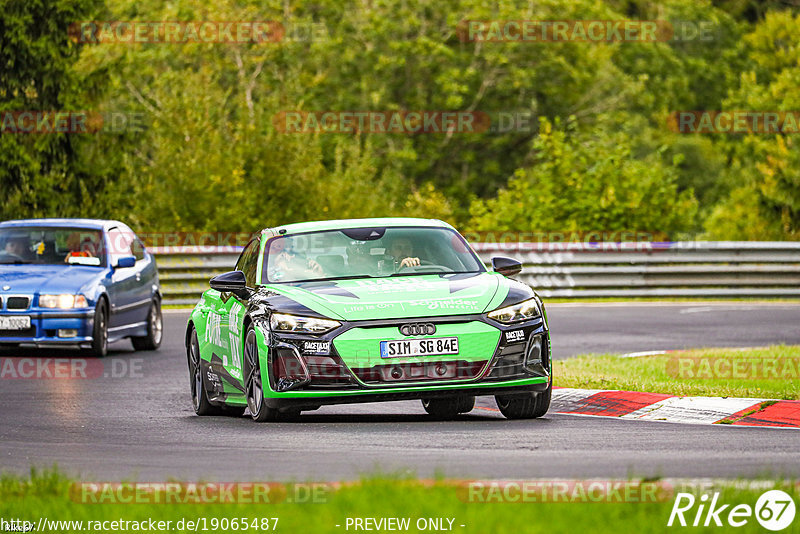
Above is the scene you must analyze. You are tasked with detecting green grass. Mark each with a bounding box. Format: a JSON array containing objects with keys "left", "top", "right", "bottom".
[
  {"left": 1, "top": 468, "right": 797, "bottom": 533},
  {"left": 555, "top": 345, "right": 800, "bottom": 399}
]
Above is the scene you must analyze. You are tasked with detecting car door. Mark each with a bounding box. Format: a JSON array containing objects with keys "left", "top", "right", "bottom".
[
  {"left": 215, "top": 239, "right": 259, "bottom": 391},
  {"left": 127, "top": 227, "right": 158, "bottom": 324},
  {"left": 106, "top": 226, "right": 141, "bottom": 331}
]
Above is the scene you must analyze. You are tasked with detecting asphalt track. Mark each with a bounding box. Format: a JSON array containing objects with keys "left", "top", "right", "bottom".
[{"left": 1, "top": 303, "right": 799, "bottom": 482}]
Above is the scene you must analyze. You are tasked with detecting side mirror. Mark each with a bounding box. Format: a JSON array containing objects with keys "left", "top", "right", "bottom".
[
  {"left": 210, "top": 270, "right": 251, "bottom": 299},
  {"left": 115, "top": 256, "right": 136, "bottom": 269},
  {"left": 491, "top": 256, "right": 522, "bottom": 277}
]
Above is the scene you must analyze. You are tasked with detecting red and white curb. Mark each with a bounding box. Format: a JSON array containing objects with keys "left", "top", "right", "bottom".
[{"left": 550, "top": 388, "right": 800, "bottom": 429}]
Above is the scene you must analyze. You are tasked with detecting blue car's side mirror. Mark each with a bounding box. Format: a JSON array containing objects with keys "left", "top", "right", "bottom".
[{"left": 115, "top": 256, "right": 136, "bottom": 269}]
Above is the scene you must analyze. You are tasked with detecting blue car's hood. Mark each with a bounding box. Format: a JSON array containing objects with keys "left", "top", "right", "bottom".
[{"left": 0, "top": 265, "right": 105, "bottom": 296}]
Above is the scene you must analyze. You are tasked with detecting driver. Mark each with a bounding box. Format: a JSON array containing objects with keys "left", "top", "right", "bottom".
[
  {"left": 3, "top": 235, "right": 30, "bottom": 260},
  {"left": 385, "top": 236, "right": 420, "bottom": 269}
]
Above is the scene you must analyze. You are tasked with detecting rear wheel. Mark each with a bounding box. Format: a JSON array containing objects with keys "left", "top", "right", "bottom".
[
  {"left": 132, "top": 298, "right": 163, "bottom": 351},
  {"left": 244, "top": 327, "right": 281, "bottom": 422},
  {"left": 88, "top": 300, "right": 108, "bottom": 357},
  {"left": 495, "top": 381, "right": 552, "bottom": 419},
  {"left": 421, "top": 396, "right": 475, "bottom": 419}
]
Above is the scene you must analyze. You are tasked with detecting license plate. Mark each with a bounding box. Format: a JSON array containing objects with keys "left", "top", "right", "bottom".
[
  {"left": 380, "top": 337, "right": 459, "bottom": 358},
  {"left": 0, "top": 316, "right": 31, "bottom": 330}
]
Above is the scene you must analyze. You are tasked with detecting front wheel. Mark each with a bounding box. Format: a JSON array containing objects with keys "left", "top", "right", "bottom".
[
  {"left": 132, "top": 298, "right": 163, "bottom": 351},
  {"left": 244, "top": 327, "right": 281, "bottom": 422},
  {"left": 421, "top": 396, "right": 475, "bottom": 419},
  {"left": 88, "top": 300, "right": 108, "bottom": 357},
  {"left": 495, "top": 381, "right": 552, "bottom": 420}
]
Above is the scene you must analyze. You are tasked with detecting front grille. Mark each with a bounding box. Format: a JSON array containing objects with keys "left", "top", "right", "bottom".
[
  {"left": 6, "top": 296, "right": 30, "bottom": 310},
  {"left": 0, "top": 327, "right": 36, "bottom": 338}
]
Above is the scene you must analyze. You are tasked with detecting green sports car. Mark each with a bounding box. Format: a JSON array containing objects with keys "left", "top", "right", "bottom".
[{"left": 186, "top": 218, "right": 551, "bottom": 421}]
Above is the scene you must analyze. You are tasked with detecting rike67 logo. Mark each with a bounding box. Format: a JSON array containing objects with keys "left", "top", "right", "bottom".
[{"left": 668, "top": 490, "right": 796, "bottom": 531}]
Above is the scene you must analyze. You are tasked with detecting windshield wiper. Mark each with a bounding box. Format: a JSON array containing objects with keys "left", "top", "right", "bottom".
[{"left": 0, "top": 260, "right": 33, "bottom": 265}]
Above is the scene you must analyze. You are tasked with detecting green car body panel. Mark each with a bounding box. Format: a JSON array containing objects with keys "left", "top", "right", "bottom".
[{"left": 186, "top": 218, "right": 551, "bottom": 416}]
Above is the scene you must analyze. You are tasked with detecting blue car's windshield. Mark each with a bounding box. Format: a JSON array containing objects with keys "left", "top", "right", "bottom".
[
  {"left": 0, "top": 227, "right": 106, "bottom": 266},
  {"left": 263, "top": 226, "right": 484, "bottom": 283}
]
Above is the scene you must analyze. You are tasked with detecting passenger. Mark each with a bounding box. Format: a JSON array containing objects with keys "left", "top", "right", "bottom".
[{"left": 269, "top": 245, "right": 324, "bottom": 281}]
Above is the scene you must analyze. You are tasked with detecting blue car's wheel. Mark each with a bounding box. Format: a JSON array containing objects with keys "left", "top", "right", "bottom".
[
  {"left": 132, "top": 298, "right": 162, "bottom": 351},
  {"left": 88, "top": 300, "right": 108, "bottom": 358}
]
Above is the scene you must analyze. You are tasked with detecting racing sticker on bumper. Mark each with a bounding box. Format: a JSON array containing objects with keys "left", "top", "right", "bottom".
[{"left": 302, "top": 341, "right": 331, "bottom": 355}]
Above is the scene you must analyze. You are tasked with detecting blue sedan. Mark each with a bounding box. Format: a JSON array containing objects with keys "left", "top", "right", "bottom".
[{"left": 0, "top": 219, "right": 162, "bottom": 356}]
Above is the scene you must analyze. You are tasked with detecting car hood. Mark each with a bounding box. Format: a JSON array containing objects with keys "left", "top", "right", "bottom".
[
  {"left": 263, "top": 272, "right": 512, "bottom": 320},
  {"left": 0, "top": 265, "right": 104, "bottom": 296}
]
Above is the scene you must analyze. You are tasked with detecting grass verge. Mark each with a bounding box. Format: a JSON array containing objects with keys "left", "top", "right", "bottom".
[
  {"left": 554, "top": 345, "right": 800, "bottom": 399},
  {"left": 1, "top": 469, "right": 797, "bottom": 534}
]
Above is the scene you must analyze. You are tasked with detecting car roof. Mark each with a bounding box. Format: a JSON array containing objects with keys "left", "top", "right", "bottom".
[
  {"left": 266, "top": 217, "right": 452, "bottom": 237},
  {"left": 0, "top": 218, "right": 127, "bottom": 230},
  {"left": 0, "top": 218, "right": 126, "bottom": 231}
]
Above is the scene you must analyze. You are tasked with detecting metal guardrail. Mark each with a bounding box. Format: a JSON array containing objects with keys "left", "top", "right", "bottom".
[{"left": 152, "top": 242, "right": 800, "bottom": 305}]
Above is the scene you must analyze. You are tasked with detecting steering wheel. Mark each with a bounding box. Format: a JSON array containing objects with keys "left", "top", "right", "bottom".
[
  {"left": 398, "top": 261, "right": 454, "bottom": 273},
  {"left": 0, "top": 251, "right": 24, "bottom": 262}
]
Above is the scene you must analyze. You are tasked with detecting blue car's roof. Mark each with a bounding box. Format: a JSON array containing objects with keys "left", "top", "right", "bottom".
[{"left": 0, "top": 218, "right": 120, "bottom": 230}]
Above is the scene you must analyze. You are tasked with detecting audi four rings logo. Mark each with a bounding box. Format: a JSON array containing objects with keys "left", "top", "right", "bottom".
[{"left": 400, "top": 323, "right": 436, "bottom": 336}]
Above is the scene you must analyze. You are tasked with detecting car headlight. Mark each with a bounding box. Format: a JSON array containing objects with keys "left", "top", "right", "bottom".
[
  {"left": 39, "top": 294, "right": 89, "bottom": 309},
  {"left": 487, "top": 298, "right": 541, "bottom": 324},
  {"left": 270, "top": 313, "right": 340, "bottom": 334}
]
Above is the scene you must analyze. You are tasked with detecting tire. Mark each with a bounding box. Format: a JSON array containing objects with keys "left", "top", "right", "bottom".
[
  {"left": 495, "top": 381, "right": 552, "bottom": 420},
  {"left": 243, "top": 326, "right": 281, "bottom": 422},
  {"left": 88, "top": 299, "right": 108, "bottom": 357},
  {"left": 186, "top": 327, "right": 245, "bottom": 416},
  {"left": 131, "top": 298, "right": 163, "bottom": 351},
  {"left": 421, "top": 396, "right": 475, "bottom": 419}
]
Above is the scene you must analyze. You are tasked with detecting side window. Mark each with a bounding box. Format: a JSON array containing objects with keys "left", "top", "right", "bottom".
[
  {"left": 107, "top": 228, "right": 132, "bottom": 265},
  {"left": 236, "top": 240, "right": 259, "bottom": 287},
  {"left": 131, "top": 238, "right": 145, "bottom": 262}
]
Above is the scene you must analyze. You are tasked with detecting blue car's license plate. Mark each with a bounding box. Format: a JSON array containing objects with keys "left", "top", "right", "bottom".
[
  {"left": 380, "top": 337, "right": 459, "bottom": 358},
  {"left": 0, "top": 316, "right": 31, "bottom": 330}
]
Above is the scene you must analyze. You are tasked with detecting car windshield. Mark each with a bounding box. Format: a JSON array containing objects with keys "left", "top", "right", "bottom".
[
  {"left": 263, "top": 226, "right": 485, "bottom": 283},
  {"left": 0, "top": 227, "right": 106, "bottom": 266}
]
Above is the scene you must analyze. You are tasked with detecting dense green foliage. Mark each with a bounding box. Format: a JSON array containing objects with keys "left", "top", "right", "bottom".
[{"left": 1, "top": 0, "right": 798, "bottom": 238}]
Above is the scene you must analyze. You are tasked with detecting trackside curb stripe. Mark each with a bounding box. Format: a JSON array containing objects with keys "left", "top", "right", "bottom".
[{"left": 550, "top": 389, "right": 798, "bottom": 429}]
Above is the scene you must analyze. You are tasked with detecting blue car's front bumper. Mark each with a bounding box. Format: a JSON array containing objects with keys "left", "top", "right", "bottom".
[{"left": 0, "top": 308, "right": 94, "bottom": 345}]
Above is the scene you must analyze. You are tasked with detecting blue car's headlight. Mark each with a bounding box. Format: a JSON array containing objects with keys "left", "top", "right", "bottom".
[
  {"left": 270, "top": 313, "right": 340, "bottom": 334},
  {"left": 488, "top": 298, "right": 541, "bottom": 324},
  {"left": 39, "top": 294, "right": 88, "bottom": 309}
]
